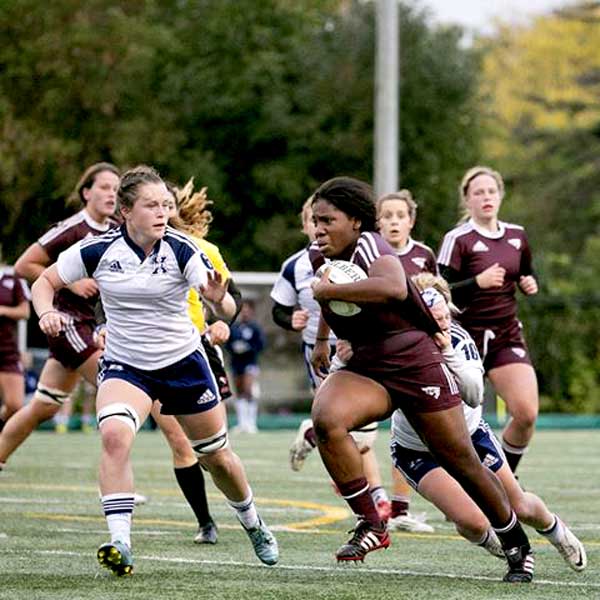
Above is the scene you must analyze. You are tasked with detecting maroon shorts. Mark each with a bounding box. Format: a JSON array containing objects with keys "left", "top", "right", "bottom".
[
  {"left": 47, "top": 318, "right": 98, "bottom": 370},
  {"left": 467, "top": 319, "right": 532, "bottom": 372},
  {"left": 0, "top": 350, "right": 24, "bottom": 375},
  {"left": 366, "top": 361, "right": 462, "bottom": 413}
]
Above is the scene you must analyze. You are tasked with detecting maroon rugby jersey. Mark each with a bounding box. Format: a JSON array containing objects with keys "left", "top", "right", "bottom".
[
  {"left": 0, "top": 267, "right": 30, "bottom": 353},
  {"left": 396, "top": 238, "right": 438, "bottom": 277},
  {"left": 437, "top": 219, "right": 533, "bottom": 328},
  {"left": 309, "top": 232, "right": 441, "bottom": 371},
  {"left": 38, "top": 209, "right": 116, "bottom": 322}
]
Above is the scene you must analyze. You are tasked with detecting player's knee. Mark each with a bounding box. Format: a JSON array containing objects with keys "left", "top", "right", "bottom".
[
  {"left": 33, "top": 384, "right": 70, "bottom": 407},
  {"left": 191, "top": 427, "right": 229, "bottom": 459},
  {"left": 97, "top": 403, "right": 141, "bottom": 436},
  {"left": 455, "top": 518, "right": 489, "bottom": 542}
]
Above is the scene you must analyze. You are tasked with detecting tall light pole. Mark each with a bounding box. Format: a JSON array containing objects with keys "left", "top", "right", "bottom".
[{"left": 374, "top": 0, "right": 399, "bottom": 198}]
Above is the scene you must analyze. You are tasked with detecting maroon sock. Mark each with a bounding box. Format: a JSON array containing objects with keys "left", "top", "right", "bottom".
[
  {"left": 305, "top": 426, "right": 317, "bottom": 447},
  {"left": 391, "top": 499, "right": 409, "bottom": 519},
  {"left": 337, "top": 477, "right": 381, "bottom": 527}
]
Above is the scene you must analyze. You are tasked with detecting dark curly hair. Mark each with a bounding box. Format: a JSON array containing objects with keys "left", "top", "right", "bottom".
[{"left": 312, "top": 177, "right": 376, "bottom": 232}]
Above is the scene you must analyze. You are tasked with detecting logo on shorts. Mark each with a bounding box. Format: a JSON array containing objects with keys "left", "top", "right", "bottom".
[
  {"left": 421, "top": 386, "right": 441, "bottom": 399},
  {"left": 107, "top": 364, "right": 124, "bottom": 371},
  {"left": 108, "top": 260, "right": 124, "bottom": 273},
  {"left": 472, "top": 241, "right": 489, "bottom": 252},
  {"left": 508, "top": 238, "right": 522, "bottom": 250},
  {"left": 483, "top": 453, "right": 499, "bottom": 468},
  {"left": 197, "top": 389, "right": 216, "bottom": 405},
  {"left": 511, "top": 347, "right": 526, "bottom": 358}
]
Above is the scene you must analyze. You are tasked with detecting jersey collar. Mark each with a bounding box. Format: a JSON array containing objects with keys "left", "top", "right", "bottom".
[
  {"left": 82, "top": 209, "right": 111, "bottom": 232},
  {"left": 395, "top": 237, "right": 415, "bottom": 256},
  {"left": 468, "top": 218, "right": 506, "bottom": 239},
  {"left": 121, "top": 224, "right": 162, "bottom": 261}
]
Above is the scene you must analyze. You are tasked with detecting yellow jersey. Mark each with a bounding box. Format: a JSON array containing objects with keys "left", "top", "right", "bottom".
[{"left": 188, "top": 236, "right": 231, "bottom": 333}]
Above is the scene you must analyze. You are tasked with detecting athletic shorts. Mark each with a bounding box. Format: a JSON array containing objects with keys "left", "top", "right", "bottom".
[
  {"left": 201, "top": 334, "right": 232, "bottom": 400},
  {"left": 0, "top": 350, "right": 23, "bottom": 375},
  {"left": 350, "top": 361, "right": 462, "bottom": 414},
  {"left": 230, "top": 360, "right": 260, "bottom": 378},
  {"left": 98, "top": 349, "right": 219, "bottom": 416},
  {"left": 390, "top": 420, "right": 505, "bottom": 489},
  {"left": 47, "top": 317, "right": 98, "bottom": 370},
  {"left": 466, "top": 319, "right": 532, "bottom": 372},
  {"left": 302, "top": 341, "right": 336, "bottom": 390}
]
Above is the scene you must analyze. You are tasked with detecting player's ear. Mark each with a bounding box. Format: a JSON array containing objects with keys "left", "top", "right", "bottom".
[{"left": 352, "top": 217, "right": 362, "bottom": 231}]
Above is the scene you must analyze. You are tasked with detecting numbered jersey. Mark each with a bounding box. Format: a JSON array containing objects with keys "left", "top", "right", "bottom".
[
  {"left": 56, "top": 225, "right": 214, "bottom": 370},
  {"left": 391, "top": 321, "right": 484, "bottom": 451}
]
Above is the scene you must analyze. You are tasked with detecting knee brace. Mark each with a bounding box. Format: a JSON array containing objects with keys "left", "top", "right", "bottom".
[
  {"left": 191, "top": 426, "right": 229, "bottom": 457},
  {"left": 33, "top": 385, "right": 70, "bottom": 406},
  {"left": 97, "top": 403, "right": 141, "bottom": 434}
]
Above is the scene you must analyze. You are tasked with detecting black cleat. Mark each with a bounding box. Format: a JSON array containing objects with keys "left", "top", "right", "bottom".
[
  {"left": 503, "top": 544, "right": 534, "bottom": 583},
  {"left": 335, "top": 520, "right": 390, "bottom": 563}
]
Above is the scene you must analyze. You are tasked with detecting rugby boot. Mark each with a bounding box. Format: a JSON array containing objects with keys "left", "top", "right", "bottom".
[
  {"left": 545, "top": 518, "right": 587, "bottom": 572},
  {"left": 242, "top": 517, "right": 279, "bottom": 565},
  {"left": 336, "top": 519, "right": 390, "bottom": 563},
  {"left": 289, "top": 419, "right": 315, "bottom": 471},
  {"left": 194, "top": 519, "right": 218, "bottom": 545},
  {"left": 97, "top": 540, "right": 133, "bottom": 576},
  {"left": 503, "top": 544, "right": 534, "bottom": 583}
]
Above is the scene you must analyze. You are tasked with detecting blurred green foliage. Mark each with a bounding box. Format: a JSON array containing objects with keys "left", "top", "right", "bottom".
[{"left": 0, "top": 0, "right": 480, "bottom": 268}]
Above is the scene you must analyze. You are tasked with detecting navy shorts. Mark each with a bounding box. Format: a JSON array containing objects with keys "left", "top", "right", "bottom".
[
  {"left": 302, "top": 342, "right": 336, "bottom": 390},
  {"left": 390, "top": 420, "right": 505, "bottom": 489},
  {"left": 98, "top": 349, "right": 219, "bottom": 416},
  {"left": 48, "top": 317, "right": 98, "bottom": 370}
]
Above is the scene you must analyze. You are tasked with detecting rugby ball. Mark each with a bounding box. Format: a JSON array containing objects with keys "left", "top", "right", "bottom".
[{"left": 316, "top": 260, "right": 367, "bottom": 317}]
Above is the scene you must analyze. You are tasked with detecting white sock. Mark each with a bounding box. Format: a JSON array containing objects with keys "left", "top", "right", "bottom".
[
  {"left": 247, "top": 401, "right": 258, "bottom": 429},
  {"left": 537, "top": 514, "right": 564, "bottom": 544},
  {"left": 235, "top": 398, "right": 248, "bottom": 428},
  {"left": 370, "top": 486, "right": 389, "bottom": 504},
  {"left": 476, "top": 528, "right": 503, "bottom": 556},
  {"left": 229, "top": 492, "right": 259, "bottom": 529},
  {"left": 102, "top": 493, "right": 134, "bottom": 547}
]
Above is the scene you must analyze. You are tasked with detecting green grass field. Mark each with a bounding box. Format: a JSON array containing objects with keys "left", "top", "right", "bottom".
[{"left": 1, "top": 428, "right": 598, "bottom": 599}]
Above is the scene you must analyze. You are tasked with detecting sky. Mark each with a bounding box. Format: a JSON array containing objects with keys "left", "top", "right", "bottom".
[{"left": 421, "top": 0, "right": 580, "bottom": 33}]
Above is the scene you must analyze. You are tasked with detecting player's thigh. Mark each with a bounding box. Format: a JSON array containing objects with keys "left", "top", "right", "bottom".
[
  {"left": 37, "top": 358, "right": 81, "bottom": 392},
  {"left": 419, "top": 468, "right": 487, "bottom": 528},
  {"left": 312, "top": 370, "right": 392, "bottom": 431},
  {"left": 176, "top": 401, "right": 227, "bottom": 441},
  {"left": 0, "top": 372, "right": 24, "bottom": 406},
  {"left": 488, "top": 363, "right": 538, "bottom": 419},
  {"left": 96, "top": 378, "right": 152, "bottom": 421}
]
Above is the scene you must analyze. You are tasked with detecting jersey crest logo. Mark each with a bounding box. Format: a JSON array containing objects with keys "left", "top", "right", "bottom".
[
  {"left": 508, "top": 238, "right": 522, "bottom": 250},
  {"left": 151, "top": 255, "right": 168, "bottom": 274},
  {"left": 472, "top": 241, "right": 489, "bottom": 252},
  {"left": 197, "top": 389, "right": 216, "bottom": 405},
  {"left": 411, "top": 257, "right": 426, "bottom": 269},
  {"left": 108, "top": 260, "right": 124, "bottom": 273},
  {"left": 421, "top": 386, "right": 441, "bottom": 400},
  {"left": 511, "top": 347, "right": 526, "bottom": 358}
]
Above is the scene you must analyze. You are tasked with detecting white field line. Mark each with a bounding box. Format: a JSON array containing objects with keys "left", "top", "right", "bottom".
[{"left": 35, "top": 550, "right": 600, "bottom": 590}]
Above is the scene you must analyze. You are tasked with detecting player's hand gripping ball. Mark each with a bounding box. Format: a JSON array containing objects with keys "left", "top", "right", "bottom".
[{"left": 316, "top": 260, "right": 367, "bottom": 317}]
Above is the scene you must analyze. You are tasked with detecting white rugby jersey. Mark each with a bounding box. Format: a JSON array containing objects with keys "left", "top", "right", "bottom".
[
  {"left": 57, "top": 225, "right": 213, "bottom": 370},
  {"left": 391, "top": 321, "right": 485, "bottom": 451},
  {"left": 270, "top": 247, "right": 335, "bottom": 345}
]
